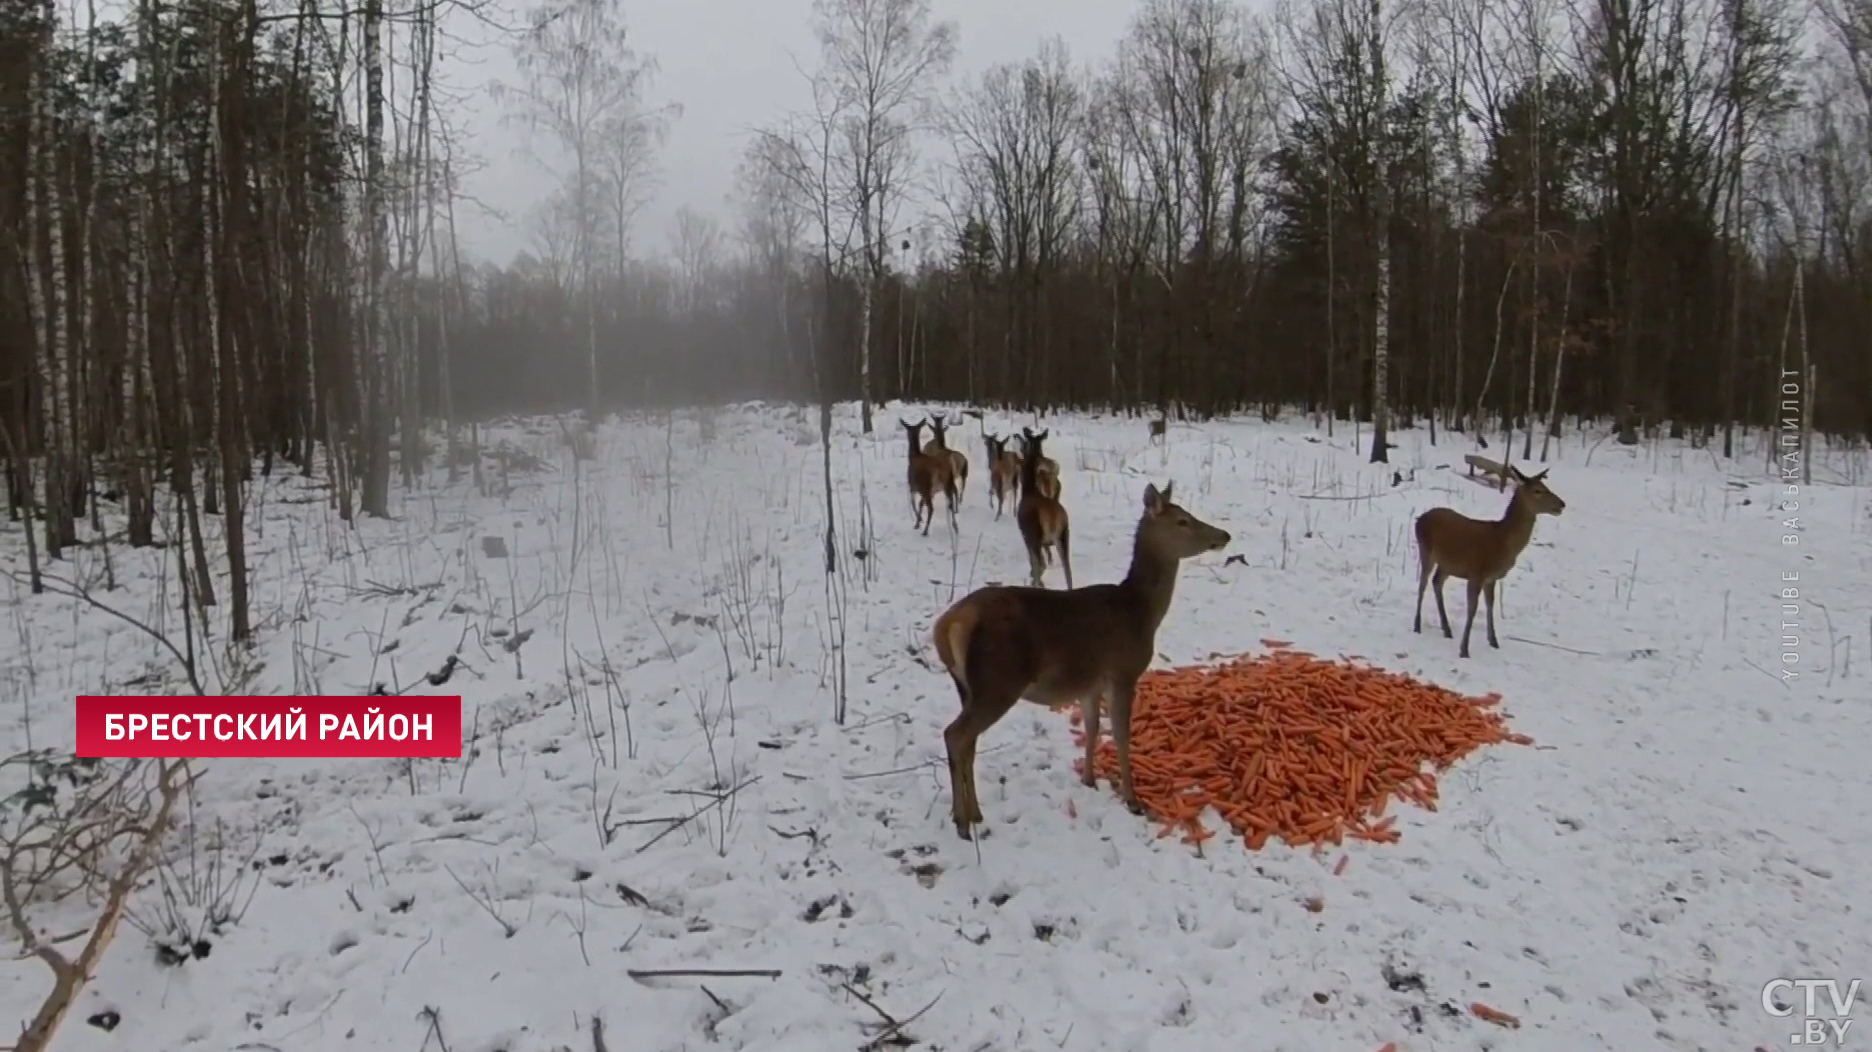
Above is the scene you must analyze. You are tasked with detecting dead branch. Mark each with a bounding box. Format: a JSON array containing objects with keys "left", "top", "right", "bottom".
[{"left": 5, "top": 758, "right": 192, "bottom": 1052}]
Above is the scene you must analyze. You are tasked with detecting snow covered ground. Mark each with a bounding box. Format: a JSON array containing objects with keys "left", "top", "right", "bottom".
[{"left": 3, "top": 403, "right": 1869, "bottom": 1052}]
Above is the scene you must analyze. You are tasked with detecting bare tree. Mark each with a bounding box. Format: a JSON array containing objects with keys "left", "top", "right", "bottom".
[
  {"left": 1715, "top": 0, "right": 1800, "bottom": 455},
  {"left": 1119, "top": 0, "right": 1270, "bottom": 417},
  {"left": 945, "top": 38, "right": 1087, "bottom": 404},
  {"left": 1274, "top": 0, "right": 1398, "bottom": 455},
  {"left": 359, "top": 0, "right": 393, "bottom": 515},
  {"left": 597, "top": 101, "right": 675, "bottom": 289},
  {"left": 497, "top": 0, "right": 672, "bottom": 421},
  {"left": 811, "top": 0, "right": 957, "bottom": 433},
  {"left": 749, "top": 76, "right": 855, "bottom": 576}
]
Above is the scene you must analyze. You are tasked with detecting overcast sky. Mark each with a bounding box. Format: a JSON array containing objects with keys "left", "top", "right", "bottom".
[{"left": 445, "top": 0, "right": 1146, "bottom": 267}]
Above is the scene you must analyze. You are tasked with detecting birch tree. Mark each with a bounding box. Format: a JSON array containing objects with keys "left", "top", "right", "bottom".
[
  {"left": 498, "top": 0, "right": 672, "bottom": 421},
  {"left": 810, "top": 0, "right": 956, "bottom": 433}
]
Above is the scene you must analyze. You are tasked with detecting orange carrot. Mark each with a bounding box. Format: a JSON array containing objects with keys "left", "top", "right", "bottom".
[
  {"left": 1470, "top": 1003, "right": 1521, "bottom": 1028},
  {"left": 1064, "top": 651, "right": 1530, "bottom": 851}
]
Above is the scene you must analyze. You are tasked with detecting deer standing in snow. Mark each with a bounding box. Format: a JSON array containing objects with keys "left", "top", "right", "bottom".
[
  {"left": 1413, "top": 465, "right": 1567, "bottom": 658},
  {"left": 930, "top": 480, "right": 1232, "bottom": 840},
  {"left": 981, "top": 433, "right": 1021, "bottom": 519},
  {"left": 902, "top": 418, "right": 957, "bottom": 536},
  {"left": 1015, "top": 429, "right": 1072, "bottom": 589},
  {"left": 923, "top": 415, "right": 969, "bottom": 504}
]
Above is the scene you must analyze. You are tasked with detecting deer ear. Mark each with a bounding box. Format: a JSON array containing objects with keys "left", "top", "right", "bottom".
[
  {"left": 1161, "top": 480, "right": 1174, "bottom": 503},
  {"left": 1143, "top": 483, "right": 1162, "bottom": 511}
]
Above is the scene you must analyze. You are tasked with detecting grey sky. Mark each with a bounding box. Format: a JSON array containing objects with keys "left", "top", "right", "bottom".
[{"left": 450, "top": 0, "right": 1142, "bottom": 266}]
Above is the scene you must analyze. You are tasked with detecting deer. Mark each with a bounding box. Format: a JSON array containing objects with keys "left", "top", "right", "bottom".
[
  {"left": 981, "top": 432, "right": 1021, "bottom": 519},
  {"left": 923, "top": 414, "right": 969, "bottom": 503},
  {"left": 1413, "top": 464, "right": 1567, "bottom": 658},
  {"left": 930, "top": 480, "right": 1232, "bottom": 840},
  {"left": 902, "top": 418, "right": 957, "bottom": 537},
  {"left": 1015, "top": 428, "right": 1072, "bottom": 588},
  {"left": 1030, "top": 443, "right": 1061, "bottom": 500}
]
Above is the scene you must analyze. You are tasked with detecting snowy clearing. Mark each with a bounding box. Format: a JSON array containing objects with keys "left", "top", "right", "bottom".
[{"left": 4, "top": 404, "right": 1869, "bottom": 1052}]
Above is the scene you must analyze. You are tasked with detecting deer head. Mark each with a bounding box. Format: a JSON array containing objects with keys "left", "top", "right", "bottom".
[
  {"left": 1136, "top": 482, "right": 1232, "bottom": 559},
  {"left": 1506, "top": 466, "right": 1566, "bottom": 516}
]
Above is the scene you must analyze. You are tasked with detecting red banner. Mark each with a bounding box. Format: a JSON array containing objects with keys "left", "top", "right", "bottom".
[{"left": 74, "top": 696, "right": 463, "bottom": 758}]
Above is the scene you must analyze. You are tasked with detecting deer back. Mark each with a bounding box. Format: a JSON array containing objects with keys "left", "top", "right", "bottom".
[
  {"left": 1015, "top": 430, "right": 1067, "bottom": 542},
  {"left": 903, "top": 420, "right": 948, "bottom": 494},
  {"left": 1417, "top": 468, "right": 1565, "bottom": 582},
  {"left": 938, "top": 482, "right": 1229, "bottom": 700}
]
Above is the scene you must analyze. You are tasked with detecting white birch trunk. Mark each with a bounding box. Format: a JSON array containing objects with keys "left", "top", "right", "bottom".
[
  {"left": 41, "top": 34, "right": 75, "bottom": 548},
  {"left": 361, "top": 0, "right": 391, "bottom": 515}
]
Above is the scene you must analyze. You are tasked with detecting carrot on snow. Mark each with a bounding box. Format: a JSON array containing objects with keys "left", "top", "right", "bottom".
[
  {"left": 1061, "top": 650, "right": 1533, "bottom": 851},
  {"left": 1469, "top": 1003, "right": 1522, "bottom": 1028}
]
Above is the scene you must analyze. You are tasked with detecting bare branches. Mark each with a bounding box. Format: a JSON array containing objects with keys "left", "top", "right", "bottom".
[
  {"left": 3, "top": 757, "right": 194, "bottom": 1052},
  {"left": 495, "top": 0, "right": 676, "bottom": 416}
]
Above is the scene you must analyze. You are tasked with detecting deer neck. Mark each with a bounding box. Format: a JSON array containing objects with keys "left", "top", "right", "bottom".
[
  {"left": 1497, "top": 489, "right": 1540, "bottom": 557},
  {"left": 1120, "top": 528, "right": 1181, "bottom": 632}
]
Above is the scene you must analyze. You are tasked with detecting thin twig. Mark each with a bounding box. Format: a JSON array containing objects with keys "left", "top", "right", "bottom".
[
  {"left": 634, "top": 776, "right": 759, "bottom": 854},
  {"left": 842, "top": 981, "right": 943, "bottom": 1052},
  {"left": 627, "top": 967, "right": 782, "bottom": 980}
]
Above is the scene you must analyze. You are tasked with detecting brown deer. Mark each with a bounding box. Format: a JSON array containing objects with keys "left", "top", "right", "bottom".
[
  {"left": 902, "top": 418, "right": 957, "bottom": 536},
  {"left": 1147, "top": 417, "right": 1167, "bottom": 444},
  {"left": 923, "top": 414, "right": 969, "bottom": 503},
  {"left": 982, "top": 433, "right": 1021, "bottom": 519},
  {"left": 1413, "top": 465, "right": 1567, "bottom": 658},
  {"left": 931, "top": 480, "right": 1232, "bottom": 839},
  {"left": 1030, "top": 444, "right": 1061, "bottom": 500},
  {"left": 1016, "top": 429, "right": 1072, "bottom": 588}
]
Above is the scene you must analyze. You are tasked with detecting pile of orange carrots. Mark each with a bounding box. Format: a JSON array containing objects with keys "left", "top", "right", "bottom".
[{"left": 1065, "top": 643, "right": 1532, "bottom": 850}]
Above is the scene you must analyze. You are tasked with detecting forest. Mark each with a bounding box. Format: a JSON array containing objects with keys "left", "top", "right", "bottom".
[{"left": 1, "top": 0, "right": 1866, "bottom": 630}]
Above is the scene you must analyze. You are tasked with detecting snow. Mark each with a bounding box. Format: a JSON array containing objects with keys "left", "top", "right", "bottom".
[{"left": 3, "top": 403, "right": 1869, "bottom": 1052}]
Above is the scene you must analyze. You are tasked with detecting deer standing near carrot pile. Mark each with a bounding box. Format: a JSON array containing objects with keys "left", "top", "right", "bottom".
[
  {"left": 924, "top": 415, "right": 970, "bottom": 503},
  {"left": 931, "top": 481, "right": 1232, "bottom": 840},
  {"left": 1016, "top": 429, "right": 1072, "bottom": 588},
  {"left": 982, "top": 433, "right": 1021, "bottom": 519},
  {"left": 1413, "top": 465, "right": 1566, "bottom": 658},
  {"left": 901, "top": 418, "right": 957, "bottom": 536}
]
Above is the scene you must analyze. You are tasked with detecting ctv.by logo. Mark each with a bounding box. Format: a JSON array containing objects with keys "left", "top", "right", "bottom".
[{"left": 1763, "top": 978, "right": 1860, "bottom": 1045}]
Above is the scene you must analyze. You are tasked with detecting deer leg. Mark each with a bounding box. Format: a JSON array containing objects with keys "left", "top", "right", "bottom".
[
  {"left": 1432, "top": 571, "right": 1453, "bottom": 637},
  {"left": 921, "top": 494, "right": 934, "bottom": 536},
  {"left": 941, "top": 715, "right": 979, "bottom": 839},
  {"left": 1058, "top": 525, "right": 1073, "bottom": 590},
  {"left": 1459, "top": 578, "right": 1483, "bottom": 658},
  {"left": 1027, "top": 543, "right": 1047, "bottom": 588},
  {"left": 1108, "top": 681, "right": 1145, "bottom": 814},
  {"left": 1413, "top": 555, "right": 1433, "bottom": 633},
  {"left": 1484, "top": 580, "right": 1500, "bottom": 649},
  {"left": 947, "top": 683, "right": 1021, "bottom": 839},
  {"left": 941, "top": 676, "right": 972, "bottom": 838},
  {"left": 1078, "top": 694, "right": 1102, "bottom": 788}
]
